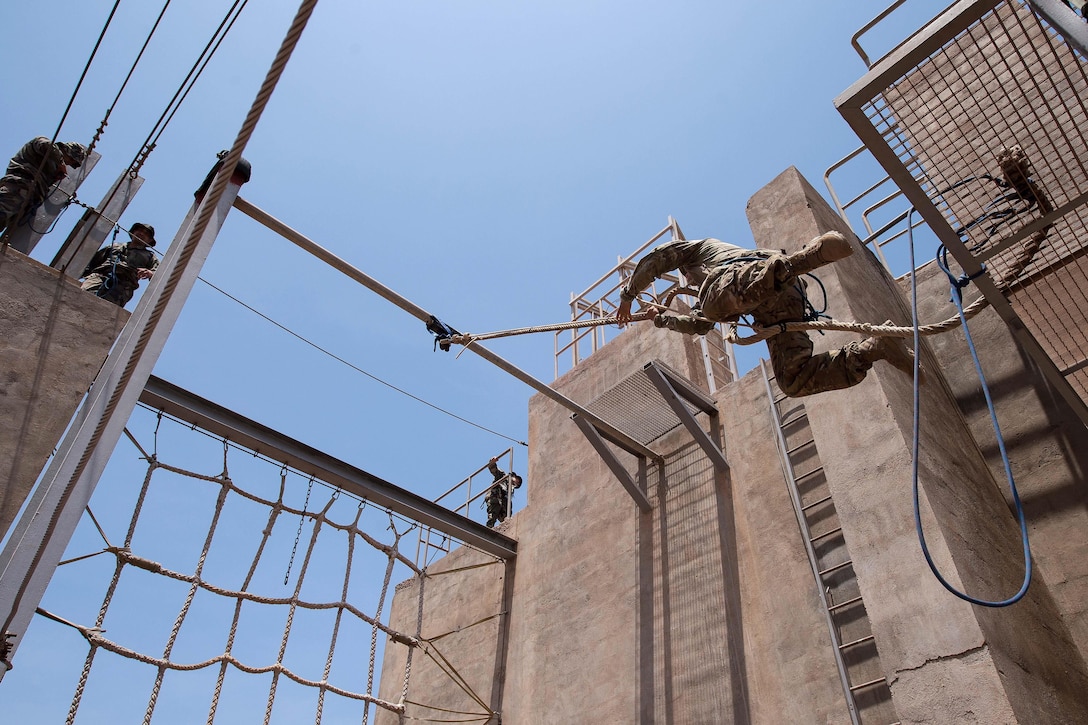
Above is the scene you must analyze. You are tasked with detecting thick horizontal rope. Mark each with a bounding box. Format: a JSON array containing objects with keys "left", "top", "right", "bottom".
[
  {"left": 445, "top": 294, "right": 989, "bottom": 348},
  {"left": 38, "top": 607, "right": 405, "bottom": 713},
  {"left": 446, "top": 310, "right": 657, "bottom": 346},
  {"left": 727, "top": 293, "right": 991, "bottom": 346}
]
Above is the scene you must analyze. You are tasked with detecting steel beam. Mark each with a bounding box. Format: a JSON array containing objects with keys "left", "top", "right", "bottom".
[
  {"left": 5, "top": 151, "right": 101, "bottom": 255},
  {"left": 140, "top": 375, "right": 517, "bottom": 560},
  {"left": 233, "top": 195, "right": 662, "bottom": 464},
  {"left": 1028, "top": 0, "right": 1088, "bottom": 57},
  {"left": 571, "top": 413, "right": 652, "bottom": 512},
  {"left": 644, "top": 362, "right": 729, "bottom": 472}
]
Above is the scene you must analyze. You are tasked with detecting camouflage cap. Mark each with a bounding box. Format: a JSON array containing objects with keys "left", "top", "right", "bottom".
[
  {"left": 129, "top": 222, "right": 157, "bottom": 247},
  {"left": 56, "top": 142, "right": 87, "bottom": 167}
]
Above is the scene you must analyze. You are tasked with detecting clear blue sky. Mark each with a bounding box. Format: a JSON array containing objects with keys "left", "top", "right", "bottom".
[{"left": 1, "top": 1, "right": 950, "bottom": 720}]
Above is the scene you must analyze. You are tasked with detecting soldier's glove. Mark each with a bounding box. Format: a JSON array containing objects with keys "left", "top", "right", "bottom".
[{"left": 653, "top": 313, "right": 673, "bottom": 329}]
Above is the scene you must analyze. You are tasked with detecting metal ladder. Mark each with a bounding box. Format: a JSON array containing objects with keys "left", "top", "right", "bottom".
[{"left": 760, "top": 360, "right": 898, "bottom": 724}]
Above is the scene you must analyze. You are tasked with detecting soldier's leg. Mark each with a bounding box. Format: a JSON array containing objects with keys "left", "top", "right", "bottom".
[
  {"left": 759, "top": 286, "right": 919, "bottom": 397},
  {"left": 0, "top": 183, "right": 33, "bottom": 238},
  {"left": 81, "top": 274, "right": 107, "bottom": 293},
  {"left": 768, "top": 331, "right": 872, "bottom": 397}
]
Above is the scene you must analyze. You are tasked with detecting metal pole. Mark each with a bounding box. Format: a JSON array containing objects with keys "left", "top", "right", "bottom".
[
  {"left": 232, "top": 196, "right": 662, "bottom": 463},
  {"left": 0, "top": 0, "right": 322, "bottom": 678},
  {"left": 50, "top": 169, "right": 144, "bottom": 277},
  {"left": 1028, "top": 0, "right": 1088, "bottom": 57}
]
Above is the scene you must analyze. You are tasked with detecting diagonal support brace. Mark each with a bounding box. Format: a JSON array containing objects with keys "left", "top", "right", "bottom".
[
  {"left": 644, "top": 361, "right": 728, "bottom": 472},
  {"left": 572, "top": 414, "right": 652, "bottom": 512}
]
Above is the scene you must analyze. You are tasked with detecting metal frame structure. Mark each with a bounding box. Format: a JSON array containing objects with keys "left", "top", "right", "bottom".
[
  {"left": 140, "top": 376, "right": 517, "bottom": 560},
  {"left": 643, "top": 361, "right": 728, "bottom": 472},
  {"left": 571, "top": 359, "right": 729, "bottom": 514},
  {"left": 556, "top": 218, "right": 737, "bottom": 389},
  {"left": 835, "top": 0, "right": 1088, "bottom": 426}
]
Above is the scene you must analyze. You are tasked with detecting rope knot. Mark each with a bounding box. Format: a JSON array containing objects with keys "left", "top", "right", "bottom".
[{"left": 954, "top": 264, "right": 987, "bottom": 290}]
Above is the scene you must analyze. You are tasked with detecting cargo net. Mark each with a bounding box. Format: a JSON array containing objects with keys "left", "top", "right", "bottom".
[
  {"left": 859, "top": 0, "right": 1088, "bottom": 398},
  {"left": 20, "top": 407, "right": 498, "bottom": 724}
]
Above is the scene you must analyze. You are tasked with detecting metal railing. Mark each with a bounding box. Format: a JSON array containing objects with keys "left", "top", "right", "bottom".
[
  {"left": 415, "top": 447, "right": 519, "bottom": 567},
  {"left": 554, "top": 218, "right": 737, "bottom": 388}
]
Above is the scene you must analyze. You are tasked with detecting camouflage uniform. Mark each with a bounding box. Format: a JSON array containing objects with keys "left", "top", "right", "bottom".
[
  {"left": 81, "top": 242, "right": 158, "bottom": 307},
  {"left": 484, "top": 459, "right": 522, "bottom": 528},
  {"left": 622, "top": 238, "right": 874, "bottom": 398},
  {"left": 0, "top": 137, "right": 82, "bottom": 235}
]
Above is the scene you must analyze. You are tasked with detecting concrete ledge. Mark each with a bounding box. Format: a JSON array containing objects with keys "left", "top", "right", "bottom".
[{"left": 0, "top": 246, "right": 127, "bottom": 537}]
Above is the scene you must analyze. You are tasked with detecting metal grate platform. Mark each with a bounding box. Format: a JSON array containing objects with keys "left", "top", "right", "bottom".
[
  {"left": 837, "top": 0, "right": 1088, "bottom": 411},
  {"left": 584, "top": 364, "right": 704, "bottom": 447}
]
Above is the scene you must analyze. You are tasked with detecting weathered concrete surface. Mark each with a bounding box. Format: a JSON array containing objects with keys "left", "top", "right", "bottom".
[
  {"left": 910, "top": 258, "right": 1088, "bottom": 672},
  {"left": 379, "top": 285, "right": 855, "bottom": 723},
  {"left": 378, "top": 167, "right": 1088, "bottom": 725},
  {"left": 0, "top": 247, "right": 127, "bottom": 537},
  {"left": 375, "top": 543, "right": 511, "bottom": 724},
  {"left": 719, "top": 369, "right": 854, "bottom": 724},
  {"left": 747, "top": 167, "right": 1088, "bottom": 724}
]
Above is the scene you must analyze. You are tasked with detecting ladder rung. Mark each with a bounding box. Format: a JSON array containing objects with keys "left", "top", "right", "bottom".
[
  {"left": 827, "top": 595, "right": 863, "bottom": 612},
  {"left": 849, "top": 676, "right": 889, "bottom": 693},
  {"left": 810, "top": 526, "right": 843, "bottom": 543},
  {"left": 793, "top": 467, "right": 825, "bottom": 485},
  {"left": 818, "top": 559, "right": 854, "bottom": 577},
  {"left": 800, "top": 493, "right": 832, "bottom": 511},
  {"left": 838, "top": 634, "right": 875, "bottom": 651},
  {"left": 779, "top": 413, "right": 809, "bottom": 428},
  {"left": 786, "top": 438, "right": 815, "bottom": 456}
]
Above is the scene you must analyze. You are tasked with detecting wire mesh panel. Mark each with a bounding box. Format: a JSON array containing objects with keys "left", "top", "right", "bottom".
[{"left": 837, "top": 0, "right": 1088, "bottom": 401}]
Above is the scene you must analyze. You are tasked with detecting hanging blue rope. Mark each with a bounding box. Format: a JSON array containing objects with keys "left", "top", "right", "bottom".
[{"left": 907, "top": 208, "right": 1031, "bottom": 607}]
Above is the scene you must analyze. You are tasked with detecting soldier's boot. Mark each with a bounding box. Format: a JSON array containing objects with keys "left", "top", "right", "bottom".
[
  {"left": 857, "top": 334, "right": 926, "bottom": 385},
  {"left": 784, "top": 231, "right": 854, "bottom": 277}
]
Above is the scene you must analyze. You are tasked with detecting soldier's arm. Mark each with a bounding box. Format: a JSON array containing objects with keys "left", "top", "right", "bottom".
[
  {"left": 621, "top": 244, "right": 692, "bottom": 302},
  {"left": 654, "top": 313, "right": 716, "bottom": 336}
]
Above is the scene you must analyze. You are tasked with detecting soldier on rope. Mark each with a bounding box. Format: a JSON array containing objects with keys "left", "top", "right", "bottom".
[{"left": 615, "top": 231, "right": 923, "bottom": 398}]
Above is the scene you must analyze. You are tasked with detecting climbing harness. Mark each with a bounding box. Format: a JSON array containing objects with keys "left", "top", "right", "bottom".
[{"left": 426, "top": 315, "right": 462, "bottom": 352}]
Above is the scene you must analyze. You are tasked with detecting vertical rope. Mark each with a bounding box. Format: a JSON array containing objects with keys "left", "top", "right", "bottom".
[
  {"left": 206, "top": 471, "right": 288, "bottom": 723},
  {"left": 402, "top": 569, "right": 426, "bottom": 706},
  {"left": 143, "top": 467, "right": 231, "bottom": 724},
  {"left": 66, "top": 458, "right": 159, "bottom": 725},
  {"left": 264, "top": 495, "right": 334, "bottom": 724},
  {"left": 361, "top": 517, "right": 405, "bottom": 725},
  {"left": 316, "top": 499, "right": 356, "bottom": 725}
]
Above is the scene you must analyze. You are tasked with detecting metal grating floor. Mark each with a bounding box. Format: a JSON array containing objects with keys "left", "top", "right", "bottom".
[
  {"left": 841, "top": 0, "right": 1088, "bottom": 400},
  {"left": 584, "top": 365, "right": 705, "bottom": 447}
]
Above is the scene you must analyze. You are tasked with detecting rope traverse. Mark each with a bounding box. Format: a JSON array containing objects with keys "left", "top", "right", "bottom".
[{"left": 438, "top": 296, "right": 990, "bottom": 349}]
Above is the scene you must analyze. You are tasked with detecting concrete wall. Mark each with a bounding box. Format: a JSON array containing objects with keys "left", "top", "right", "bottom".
[
  {"left": 378, "top": 166, "right": 1088, "bottom": 724},
  {"left": 748, "top": 167, "right": 1088, "bottom": 724},
  {"left": 910, "top": 258, "right": 1088, "bottom": 678},
  {"left": 0, "top": 247, "right": 127, "bottom": 537}
]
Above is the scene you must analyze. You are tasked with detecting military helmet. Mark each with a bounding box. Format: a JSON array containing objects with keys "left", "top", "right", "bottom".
[
  {"left": 56, "top": 142, "right": 87, "bottom": 168},
  {"left": 129, "top": 222, "right": 157, "bottom": 247}
]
